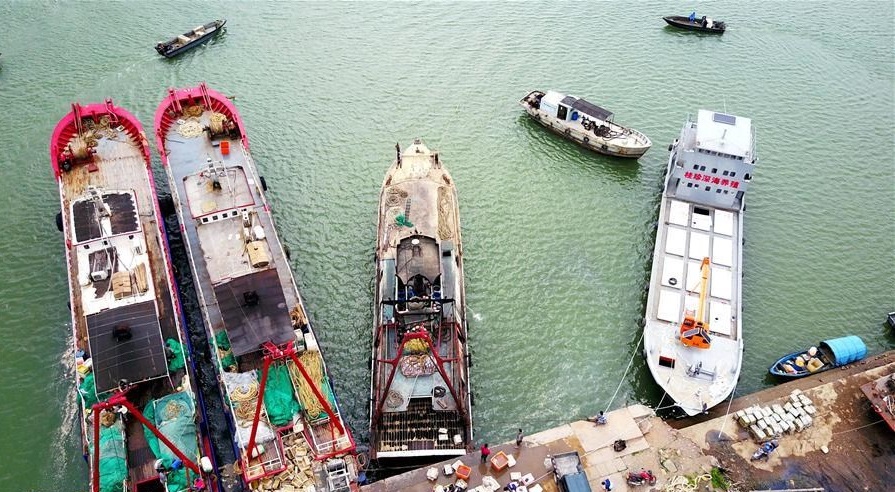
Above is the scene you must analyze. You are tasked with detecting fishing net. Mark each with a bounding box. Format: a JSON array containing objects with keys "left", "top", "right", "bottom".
[
  {"left": 400, "top": 354, "right": 436, "bottom": 377},
  {"left": 288, "top": 351, "right": 337, "bottom": 420},
  {"left": 166, "top": 338, "right": 186, "bottom": 372},
  {"left": 142, "top": 392, "right": 198, "bottom": 492},
  {"left": 87, "top": 419, "right": 127, "bottom": 492},
  {"left": 178, "top": 119, "right": 203, "bottom": 138},
  {"left": 215, "top": 331, "right": 237, "bottom": 370},
  {"left": 223, "top": 371, "right": 276, "bottom": 446},
  {"left": 404, "top": 338, "right": 428, "bottom": 354},
  {"left": 262, "top": 364, "right": 301, "bottom": 426}
]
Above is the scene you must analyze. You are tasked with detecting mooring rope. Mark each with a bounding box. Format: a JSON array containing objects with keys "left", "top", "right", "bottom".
[{"left": 604, "top": 329, "right": 644, "bottom": 413}]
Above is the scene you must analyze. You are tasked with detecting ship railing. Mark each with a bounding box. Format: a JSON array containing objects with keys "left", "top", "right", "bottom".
[
  {"left": 241, "top": 430, "right": 287, "bottom": 482},
  {"left": 302, "top": 420, "right": 354, "bottom": 460}
]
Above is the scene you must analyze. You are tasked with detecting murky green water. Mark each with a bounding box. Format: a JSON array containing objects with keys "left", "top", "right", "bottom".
[{"left": 0, "top": 1, "right": 892, "bottom": 489}]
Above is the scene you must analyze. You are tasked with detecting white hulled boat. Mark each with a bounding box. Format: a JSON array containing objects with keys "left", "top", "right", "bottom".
[
  {"left": 520, "top": 90, "right": 651, "bottom": 158},
  {"left": 643, "top": 110, "right": 757, "bottom": 415}
]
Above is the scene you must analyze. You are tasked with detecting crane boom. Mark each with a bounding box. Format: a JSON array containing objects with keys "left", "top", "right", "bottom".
[{"left": 680, "top": 257, "right": 712, "bottom": 349}]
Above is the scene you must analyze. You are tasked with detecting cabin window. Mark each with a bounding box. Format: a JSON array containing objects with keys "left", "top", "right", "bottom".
[
  {"left": 693, "top": 164, "right": 699, "bottom": 170},
  {"left": 716, "top": 188, "right": 722, "bottom": 193},
  {"left": 202, "top": 217, "right": 209, "bottom": 223},
  {"left": 699, "top": 165, "right": 706, "bottom": 171},
  {"left": 659, "top": 356, "right": 676, "bottom": 368},
  {"left": 704, "top": 186, "right": 711, "bottom": 191},
  {"left": 730, "top": 171, "right": 736, "bottom": 177},
  {"left": 686, "top": 182, "right": 693, "bottom": 188},
  {"left": 722, "top": 170, "right": 729, "bottom": 176},
  {"left": 723, "top": 190, "right": 729, "bottom": 194},
  {"left": 711, "top": 168, "right": 717, "bottom": 174},
  {"left": 557, "top": 105, "right": 568, "bottom": 120}
]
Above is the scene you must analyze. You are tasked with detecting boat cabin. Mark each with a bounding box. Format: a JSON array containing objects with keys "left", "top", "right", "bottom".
[
  {"left": 538, "top": 90, "right": 614, "bottom": 124},
  {"left": 71, "top": 187, "right": 170, "bottom": 393},
  {"left": 668, "top": 110, "right": 756, "bottom": 210}
]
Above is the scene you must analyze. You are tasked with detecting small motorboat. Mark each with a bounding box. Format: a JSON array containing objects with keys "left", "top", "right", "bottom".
[
  {"left": 155, "top": 19, "right": 226, "bottom": 58},
  {"left": 663, "top": 15, "right": 726, "bottom": 33},
  {"left": 769, "top": 335, "right": 867, "bottom": 378}
]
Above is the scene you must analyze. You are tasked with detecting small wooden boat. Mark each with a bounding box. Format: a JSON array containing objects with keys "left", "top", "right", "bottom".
[
  {"left": 769, "top": 335, "right": 867, "bottom": 378},
  {"left": 520, "top": 90, "right": 652, "bottom": 159},
  {"left": 155, "top": 19, "right": 226, "bottom": 58},
  {"left": 663, "top": 15, "right": 726, "bottom": 34}
]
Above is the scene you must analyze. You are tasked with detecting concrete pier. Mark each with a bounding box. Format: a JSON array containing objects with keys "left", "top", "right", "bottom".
[{"left": 362, "top": 351, "right": 895, "bottom": 491}]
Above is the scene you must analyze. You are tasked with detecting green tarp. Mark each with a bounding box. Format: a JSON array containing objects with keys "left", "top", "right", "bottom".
[
  {"left": 215, "top": 331, "right": 237, "bottom": 370},
  {"left": 78, "top": 371, "right": 112, "bottom": 409},
  {"left": 165, "top": 338, "right": 186, "bottom": 372},
  {"left": 142, "top": 392, "right": 198, "bottom": 492},
  {"left": 262, "top": 365, "right": 301, "bottom": 426},
  {"left": 88, "top": 419, "right": 127, "bottom": 492}
]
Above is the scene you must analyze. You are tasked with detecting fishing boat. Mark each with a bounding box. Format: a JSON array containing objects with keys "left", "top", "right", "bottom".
[
  {"left": 520, "top": 90, "right": 651, "bottom": 158},
  {"left": 155, "top": 20, "right": 226, "bottom": 58},
  {"left": 51, "top": 100, "right": 215, "bottom": 492},
  {"left": 370, "top": 139, "right": 473, "bottom": 467},
  {"left": 153, "top": 83, "right": 360, "bottom": 491},
  {"left": 769, "top": 336, "right": 867, "bottom": 378},
  {"left": 861, "top": 372, "right": 895, "bottom": 432},
  {"left": 643, "top": 110, "right": 757, "bottom": 416},
  {"left": 663, "top": 15, "right": 726, "bottom": 33}
]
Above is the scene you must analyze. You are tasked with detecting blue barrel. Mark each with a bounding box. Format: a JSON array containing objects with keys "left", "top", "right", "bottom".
[{"left": 821, "top": 335, "right": 867, "bottom": 365}]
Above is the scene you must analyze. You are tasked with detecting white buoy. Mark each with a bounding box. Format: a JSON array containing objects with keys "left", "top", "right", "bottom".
[{"left": 200, "top": 456, "right": 213, "bottom": 473}]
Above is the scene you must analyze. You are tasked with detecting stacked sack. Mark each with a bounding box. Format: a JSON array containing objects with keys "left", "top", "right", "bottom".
[{"left": 735, "top": 389, "right": 818, "bottom": 441}]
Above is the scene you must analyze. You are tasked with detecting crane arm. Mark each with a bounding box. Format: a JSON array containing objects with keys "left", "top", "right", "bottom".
[{"left": 695, "top": 257, "right": 711, "bottom": 322}]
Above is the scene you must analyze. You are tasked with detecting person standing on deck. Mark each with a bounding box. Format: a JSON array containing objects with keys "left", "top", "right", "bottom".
[
  {"left": 516, "top": 429, "right": 524, "bottom": 447},
  {"left": 480, "top": 443, "right": 491, "bottom": 464}
]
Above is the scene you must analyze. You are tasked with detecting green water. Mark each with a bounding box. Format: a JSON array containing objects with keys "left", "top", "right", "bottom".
[{"left": 1, "top": 1, "right": 892, "bottom": 489}]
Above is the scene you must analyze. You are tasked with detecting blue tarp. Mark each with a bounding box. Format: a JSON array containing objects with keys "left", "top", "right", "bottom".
[
  {"left": 561, "top": 472, "right": 593, "bottom": 492},
  {"left": 822, "top": 335, "right": 867, "bottom": 365}
]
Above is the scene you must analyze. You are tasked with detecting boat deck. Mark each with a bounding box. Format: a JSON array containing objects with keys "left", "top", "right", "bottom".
[
  {"left": 158, "top": 95, "right": 354, "bottom": 487},
  {"left": 164, "top": 112, "right": 297, "bottom": 353},
  {"left": 644, "top": 196, "right": 742, "bottom": 415},
  {"left": 372, "top": 141, "right": 471, "bottom": 461},
  {"left": 55, "top": 110, "right": 189, "bottom": 488}
]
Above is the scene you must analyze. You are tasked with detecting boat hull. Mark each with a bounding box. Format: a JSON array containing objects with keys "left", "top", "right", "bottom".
[
  {"left": 520, "top": 96, "right": 650, "bottom": 159},
  {"left": 156, "top": 19, "right": 226, "bottom": 58},
  {"left": 663, "top": 16, "right": 725, "bottom": 33},
  {"left": 369, "top": 140, "right": 473, "bottom": 466},
  {"left": 154, "top": 84, "right": 358, "bottom": 489},
  {"left": 51, "top": 101, "right": 209, "bottom": 491}
]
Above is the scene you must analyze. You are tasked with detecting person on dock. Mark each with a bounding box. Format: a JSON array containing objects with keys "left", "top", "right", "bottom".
[
  {"left": 516, "top": 428, "right": 524, "bottom": 447},
  {"left": 480, "top": 443, "right": 491, "bottom": 463},
  {"left": 601, "top": 478, "right": 613, "bottom": 491}
]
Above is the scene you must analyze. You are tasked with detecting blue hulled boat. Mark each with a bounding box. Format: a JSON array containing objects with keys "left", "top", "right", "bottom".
[{"left": 769, "top": 335, "right": 867, "bottom": 378}]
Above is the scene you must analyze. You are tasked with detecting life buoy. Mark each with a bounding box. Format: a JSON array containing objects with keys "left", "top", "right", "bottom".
[
  {"left": 583, "top": 136, "right": 589, "bottom": 144},
  {"left": 564, "top": 128, "right": 571, "bottom": 135}
]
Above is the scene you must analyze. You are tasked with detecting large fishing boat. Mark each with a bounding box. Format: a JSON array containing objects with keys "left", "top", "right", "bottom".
[
  {"left": 51, "top": 101, "right": 214, "bottom": 492},
  {"left": 643, "top": 110, "right": 757, "bottom": 416},
  {"left": 520, "top": 90, "right": 652, "bottom": 158},
  {"left": 370, "top": 139, "right": 473, "bottom": 467},
  {"left": 154, "top": 83, "right": 359, "bottom": 491}
]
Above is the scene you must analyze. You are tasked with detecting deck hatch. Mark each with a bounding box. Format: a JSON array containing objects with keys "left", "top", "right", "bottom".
[
  {"left": 213, "top": 269, "right": 293, "bottom": 357},
  {"left": 87, "top": 300, "right": 167, "bottom": 393}
]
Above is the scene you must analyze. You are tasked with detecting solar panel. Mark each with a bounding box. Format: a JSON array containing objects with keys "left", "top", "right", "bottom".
[{"left": 713, "top": 113, "right": 737, "bottom": 125}]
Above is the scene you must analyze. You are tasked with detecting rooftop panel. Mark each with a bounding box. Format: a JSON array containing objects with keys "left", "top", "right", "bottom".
[
  {"left": 213, "top": 269, "right": 294, "bottom": 356},
  {"left": 87, "top": 300, "right": 167, "bottom": 393}
]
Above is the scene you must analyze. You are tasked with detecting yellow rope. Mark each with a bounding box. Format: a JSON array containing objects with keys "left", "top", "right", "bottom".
[
  {"left": 288, "top": 351, "right": 329, "bottom": 420},
  {"left": 183, "top": 105, "right": 203, "bottom": 118}
]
